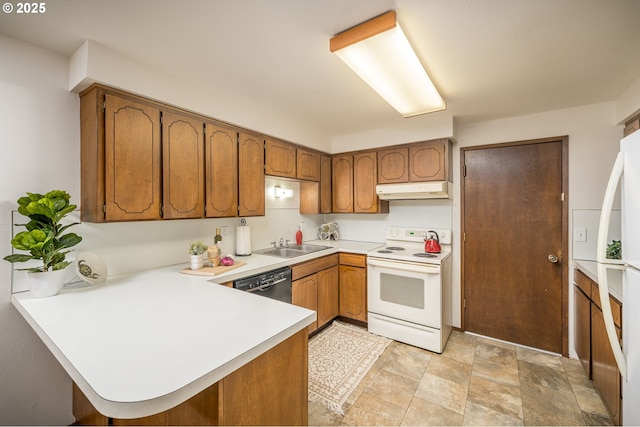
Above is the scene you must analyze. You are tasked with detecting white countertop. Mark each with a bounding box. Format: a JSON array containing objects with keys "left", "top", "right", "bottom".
[
  {"left": 10, "top": 240, "right": 380, "bottom": 420},
  {"left": 209, "top": 239, "right": 382, "bottom": 284},
  {"left": 573, "top": 260, "right": 623, "bottom": 302}
]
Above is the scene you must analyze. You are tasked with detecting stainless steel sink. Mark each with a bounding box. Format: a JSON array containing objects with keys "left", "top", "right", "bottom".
[
  {"left": 287, "top": 244, "right": 331, "bottom": 252},
  {"left": 254, "top": 244, "right": 331, "bottom": 258}
]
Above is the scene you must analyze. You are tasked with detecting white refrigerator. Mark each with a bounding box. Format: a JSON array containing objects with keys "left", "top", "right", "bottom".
[{"left": 597, "top": 130, "right": 640, "bottom": 425}]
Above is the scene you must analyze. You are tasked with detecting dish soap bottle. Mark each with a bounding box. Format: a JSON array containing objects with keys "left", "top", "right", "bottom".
[{"left": 295, "top": 226, "right": 303, "bottom": 245}]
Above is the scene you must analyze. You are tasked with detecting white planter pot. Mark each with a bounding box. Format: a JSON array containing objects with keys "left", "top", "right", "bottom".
[
  {"left": 190, "top": 255, "right": 203, "bottom": 270},
  {"left": 27, "top": 268, "right": 67, "bottom": 298}
]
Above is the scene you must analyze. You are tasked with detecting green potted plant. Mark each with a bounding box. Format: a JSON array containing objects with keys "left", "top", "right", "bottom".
[
  {"left": 188, "top": 240, "right": 208, "bottom": 270},
  {"left": 4, "top": 190, "right": 82, "bottom": 297}
]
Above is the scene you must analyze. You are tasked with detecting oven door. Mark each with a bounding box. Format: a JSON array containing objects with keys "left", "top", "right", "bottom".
[{"left": 367, "top": 257, "right": 441, "bottom": 328}]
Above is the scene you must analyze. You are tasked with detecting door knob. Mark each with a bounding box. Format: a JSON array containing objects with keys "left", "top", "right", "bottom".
[{"left": 548, "top": 254, "right": 559, "bottom": 263}]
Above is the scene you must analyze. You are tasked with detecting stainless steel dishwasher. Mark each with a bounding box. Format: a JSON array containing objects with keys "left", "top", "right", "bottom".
[{"left": 233, "top": 266, "right": 292, "bottom": 303}]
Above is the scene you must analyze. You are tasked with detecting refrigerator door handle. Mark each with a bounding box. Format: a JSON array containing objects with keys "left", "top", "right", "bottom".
[{"left": 596, "top": 151, "right": 628, "bottom": 380}]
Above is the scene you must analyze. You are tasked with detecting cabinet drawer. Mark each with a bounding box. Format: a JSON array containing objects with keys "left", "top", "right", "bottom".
[
  {"left": 339, "top": 253, "right": 366, "bottom": 268},
  {"left": 291, "top": 254, "right": 338, "bottom": 281},
  {"left": 591, "top": 282, "right": 622, "bottom": 328},
  {"left": 574, "top": 269, "right": 592, "bottom": 298}
]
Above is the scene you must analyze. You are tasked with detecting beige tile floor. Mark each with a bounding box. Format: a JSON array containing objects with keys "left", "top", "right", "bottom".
[{"left": 309, "top": 331, "right": 613, "bottom": 426}]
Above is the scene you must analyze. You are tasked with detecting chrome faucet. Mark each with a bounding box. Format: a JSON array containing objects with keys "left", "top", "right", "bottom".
[{"left": 279, "top": 238, "right": 285, "bottom": 247}]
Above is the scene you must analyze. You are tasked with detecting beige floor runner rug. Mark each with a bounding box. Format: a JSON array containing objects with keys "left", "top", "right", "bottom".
[{"left": 308, "top": 320, "right": 391, "bottom": 414}]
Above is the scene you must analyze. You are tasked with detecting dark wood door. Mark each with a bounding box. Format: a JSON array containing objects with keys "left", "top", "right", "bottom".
[{"left": 462, "top": 138, "right": 567, "bottom": 354}]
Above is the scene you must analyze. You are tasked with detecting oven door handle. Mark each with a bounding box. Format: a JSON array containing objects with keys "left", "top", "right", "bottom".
[{"left": 367, "top": 258, "right": 440, "bottom": 274}]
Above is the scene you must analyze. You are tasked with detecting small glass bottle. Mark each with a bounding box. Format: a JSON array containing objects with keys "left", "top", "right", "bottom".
[{"left": 208, "top": 228, "right": 223, "bottom": 267}]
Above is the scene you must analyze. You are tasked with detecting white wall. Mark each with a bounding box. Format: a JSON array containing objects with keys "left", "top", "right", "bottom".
[
  {"left": 69, "top": 40, "right": 333, "bottom": 153},
  {"left": 0, "top": 34, "right": 79, "bottom": 426}
]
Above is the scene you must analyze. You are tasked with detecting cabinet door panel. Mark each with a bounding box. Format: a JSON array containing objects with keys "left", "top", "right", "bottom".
[
  {"left": 293, "top": 275, "right": 318, "bottom": 333},
  {"left": 297, "top": 149, "right": 321, "bottom": 181},
  {"left": 317, "top": 266, "right": 339, "bottom": 328},
  {"left": 378, "top": 147, "right": 409, "bottom": 183},
  {"left": 574, "top": 286, "right": 591, "bottom": 376},
  {"left": 332, "top": 155, "right": 353, "bottom": 213},
  {"left": 354, "top": 152, "right": 378, "bottom": 213},
  {"left": 162, "top": 112, "right": 204, "bottom": 219},
  {"left": 238, "top": 133, "right": 265, "bottom": 217},
  {"left": 409, "top": 141, "right": 446, "bottom": 182},
  {"left": 591, "top": 305, "right": 621, "bottom": 425},
  {"left": 339, "top": 265, "right": 366, "bottom": 322},
  {"left": 320, "top": 155, "right": 332, "bottom": 213},
  {"left": 104, "top": 94, "right": 161, "bottom": 221},
  {"left": 265, "top": 138, "right": 296, "bottom": 178},
  {"left": 205, "top": 123, "right": 238, "bottom": 217}
]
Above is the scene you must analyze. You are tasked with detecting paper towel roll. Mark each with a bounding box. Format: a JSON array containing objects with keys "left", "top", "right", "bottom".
[{"left": 236, "top": 225, "right": 252, "bottom": 256}]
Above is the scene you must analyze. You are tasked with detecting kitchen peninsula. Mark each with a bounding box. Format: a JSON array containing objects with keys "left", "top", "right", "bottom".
[{"left": 11, "top": 264, "right": 316, "bottom": 425}]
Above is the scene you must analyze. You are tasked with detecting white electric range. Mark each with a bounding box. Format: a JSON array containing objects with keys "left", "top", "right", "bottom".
[{"left": 366, "top": 227, "right": 453, "bottom": 353}]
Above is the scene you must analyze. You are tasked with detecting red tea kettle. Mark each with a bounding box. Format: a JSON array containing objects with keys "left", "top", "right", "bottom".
[{"left": 424, "top": 230, "right": 441, "bottom": 253}]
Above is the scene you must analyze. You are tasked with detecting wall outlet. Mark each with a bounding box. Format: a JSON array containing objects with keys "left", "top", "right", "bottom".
[{"left": 574, "top": 227, "right": 587, "bottom": 242}]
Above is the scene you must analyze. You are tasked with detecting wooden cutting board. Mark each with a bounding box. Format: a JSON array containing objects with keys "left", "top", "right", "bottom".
[{"left": 180, "top": 261, "right": 247, "bottom": 276}]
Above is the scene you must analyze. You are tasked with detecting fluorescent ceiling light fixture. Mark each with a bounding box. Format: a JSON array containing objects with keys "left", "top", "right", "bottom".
[{"left": 330, "top": 10, "right": 445, "bottom": 117}]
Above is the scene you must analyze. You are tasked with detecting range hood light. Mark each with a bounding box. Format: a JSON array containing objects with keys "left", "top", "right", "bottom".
[{"left": 376, "top": 182, "right": 451, "bottom": 200}]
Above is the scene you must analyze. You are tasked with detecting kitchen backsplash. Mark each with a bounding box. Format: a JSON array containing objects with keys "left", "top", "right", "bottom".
[
  {"left": 9, "top": 177, "right": 452, "bottom": 293},
  {"left": 326, "top": 199, "right": 453, "bottom": 242}
]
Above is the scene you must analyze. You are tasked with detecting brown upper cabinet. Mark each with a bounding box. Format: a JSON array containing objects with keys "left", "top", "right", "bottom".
[
  {"left": 238, "top": 131, "right": 265, "bottom": 217},
  {"left": 624, "top": 114, "right": 640, "bottom": 137},
  {"left": 300, "top": 153, "right": 331, "bottom": 215},
  {"left": 332, "top": 151, "right": 388, "bottom": 214},
  {"left": 296, "top": 149, "right": 321, "bottom": 181},
  {"left": 162, "top": 111, "right": 205, "bottom": 220},
  {"left": 377, "top": 147, "right": 409, "bottom": 184},
  {"left": 80, "top": 84, "right": 265, "bottom": 222},
  {"left": 320, "top": 155, "right": 332, "bottom": 213},
  {"left": 378, "top": 139, "right": 452, "bottom": 184},
  {"left": 354, "top": 151, "right": 388, "bottom": 213},
  {"left": 81, "top": 88, "right": 163, "bottom": 222},
  {"left": 265, "top": 139, "right": 322, "bottom": 182},
  {"left": 332, "top": 154, "right": 354, "bottom": 213},
  {"left": 205, "top": 122, "right": 238, "bottom": 217},
  {"left": 265, "top": 138, "right": 297, "bottom": 179}
]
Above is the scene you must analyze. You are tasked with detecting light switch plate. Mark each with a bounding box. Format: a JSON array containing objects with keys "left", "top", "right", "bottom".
[{"left": 574, "top": 227, "right": 587, "bottom": 242}]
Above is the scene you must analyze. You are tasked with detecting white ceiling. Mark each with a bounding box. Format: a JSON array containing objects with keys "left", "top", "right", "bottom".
[{"left": 2, "top": 0, "right": 640, "bottom": 142}]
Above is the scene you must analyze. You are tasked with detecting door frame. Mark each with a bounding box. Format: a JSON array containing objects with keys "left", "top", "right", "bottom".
[{"left": 460, "top": 136, "right": 569, "bottom": 356}]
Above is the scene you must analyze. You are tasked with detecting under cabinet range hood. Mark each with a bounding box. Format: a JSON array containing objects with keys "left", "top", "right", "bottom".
[{"left": 376, "top": 181, "right": 451, "bottom": 200}]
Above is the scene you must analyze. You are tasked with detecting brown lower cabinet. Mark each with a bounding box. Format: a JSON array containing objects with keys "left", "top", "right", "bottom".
[
  {"left": 73, "top": 329, "right": 308, "bottom": 426},
  {"left": 291, "top": 252, "right": 367, "bottom": 329},
  {"left": 291, "top": 254, "right": 339, "bottom": 332},
  {"left": 573, "top": 268, "right": 622, "bottom": 425},
  {"left": 339, "top": 253, "right": 367, "bottom": 322}
]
